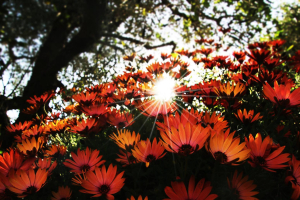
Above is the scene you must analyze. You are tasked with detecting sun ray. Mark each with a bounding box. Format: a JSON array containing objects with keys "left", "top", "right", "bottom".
[{"left": 162, "top": 101, "right": 178, "bottom": 177}]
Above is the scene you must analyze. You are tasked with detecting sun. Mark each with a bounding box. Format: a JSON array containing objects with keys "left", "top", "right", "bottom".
[{"left": 151, "top": 73, "right": 176, "bottom": 102}]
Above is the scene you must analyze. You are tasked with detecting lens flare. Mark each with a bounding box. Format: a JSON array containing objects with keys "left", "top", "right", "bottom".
[{"left": 152, "top": 73, "right": 176, "bottom": 102}]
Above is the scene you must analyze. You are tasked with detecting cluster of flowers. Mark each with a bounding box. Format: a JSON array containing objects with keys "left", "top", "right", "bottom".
[{"left": 1, "top": 38, "right": 300, "bottom": 199}]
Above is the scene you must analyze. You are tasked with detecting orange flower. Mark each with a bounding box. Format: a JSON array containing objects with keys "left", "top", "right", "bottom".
[
  {"left": 156, "top": 108, "right": 199, "bottom": 131},
  {"left": 208, "top": 130, "right": 251, "bottom": 165},
  {"left": 160, "top": 122, "right": 210, "bottom": 156},
  {"left": 116, "top": 150, "right": 139, "bottom": 166},
  {"left": 234, "top": 109, "right": 263, "bottom": 124},
  {"left": 164, "top": 176, "right": 218, "bottom": 200},
  {"left": 132, "top": 138, "right": 166, "bottom": 167},
  {"left": 51, "top": 186, "right": 72, "bottom": 200},
  {"left": 17, "top": 137, "right": 43, "bottom": 157},
  {"left": 245, "top": 133, "right": 290, "bottom": 172},
  {"left": 263, "top": 81, "right": 300, "bottom": 108},
  {"left": 161, "top": 52, "right": 171, "bottom": 60},
  {"left": 214, "top": 82, "right": 246, "bottom": 99},
  {"left": 123, "top": 52, "right": 136, "bottom": 61},
  {"left": 227, "top": 170, "right": 259, "bottom": 200},
  {"left": 15, "top": 125, "right": 45, "bottom": 142},
  {"left": 200, "top": 111, "right": 228, "bottom": 137},
  {"left": 44, "top": 120, "right": 69, "bottom": 135},
  {"left": 0, "top": 149, "right": 35, "bottom": 176},
  {"left": 137, "top": 99, "right": 177, "bottom": 119},
  {"left": 80, "top": 164, "right": 125, "bottom": 199},
  {"left": 44, "top": 144, "right": 67, "bottom": 158},
  {"left": 63, "top": 147, "right": 105, "bottom": 174},
  {"left": 63, "top": 104, "right": 81, "bottom": 115},
  {"left": 107, "top": 109, "right": 134, "bottom": 128},
  {"left": 127, "top": 195, "right": 148, "bottom": 200},
  {"left": 109, "top": 129, "right": 141, "bottom": 151},
  {"left": 7, "top": 169, "right": 48, "bottom": 198}
]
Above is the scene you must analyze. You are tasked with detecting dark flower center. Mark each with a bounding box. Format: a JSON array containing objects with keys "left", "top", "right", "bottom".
[
  {"left": 118, "top": 122, "right": 126, "bottom": 128},
  {"left": 146, "top": 154, "right": 156, "bottom": 163},
  {"left": 179, "top": 144, "right": 194, "bottom": 156},
  {"left": 255, "top": 156, "right": 266, "bottom": 166},
  {"left": 274, "top": 97, "right": 290, "bottom": 107},
  {"left": 128, "top": 155, "right": 136, "bottom": 163},
  {"left": 214, "top": 151, "right": 228, "bottom": 163},
  {"left": 26, "top": 186, "right": 37, "bottom": 194},
  {"left": 99, "top": 184, "right": 110, "bottom": 194},
  {"left": 80, "top": 164, "right": 91, "bottom": 172}
]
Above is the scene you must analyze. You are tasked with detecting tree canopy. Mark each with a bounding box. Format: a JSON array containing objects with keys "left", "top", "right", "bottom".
[{"left": 1, "top": 0, "right": 294, "bottom": 136}]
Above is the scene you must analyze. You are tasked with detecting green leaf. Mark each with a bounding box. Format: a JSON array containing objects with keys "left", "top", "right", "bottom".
[{"left": 287, "top": 45, "right": 294, "bottom": 52}]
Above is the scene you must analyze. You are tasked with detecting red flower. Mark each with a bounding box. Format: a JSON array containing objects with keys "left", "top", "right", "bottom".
[
  {"left": 63, "top": 147, "right": 105, "bottom": 174},
  {"left": 6, "top": 121, "right": 33, "bottom": 136},
  {"left": 233, "top": 51, "right": 246, "bottom": 64},
  {"left": 71, "top": 118, "right": 103, "bottom": 137},
  {"left": 218, "top": 27, "right": 231, "bottom": 34},
  {"left": 26, "top": 91, "right": 55, "bottom": 105},
  {"left": 127, "top": 195, "right": 148, "bottom": 200},
  {"left": 161, "top": 53, "right": 171, "bottom": 60},
  {"left": 245, "top": 133, "right": 290, "bottom": 172},
  {"left": 35, "top": 158, "right": 57, "bottom": 176},
  {"left": 72, "top": 92, "right": 97, "bottom": 106},
  {"left": 116, "top": 150, "right": 139, "bottom": 167},
  {"left": 80, "top": 164, "right": 125, "bottom": 199},
  {"left": 156, "top": 108, "right": 199, "bottom": 131},
  {"left": 251, "top": 68, "right": 284, "bottom": 85},
  {"left": 286, "top": 155, "right": 300, "bottom": 200},
  {"left": 0, "top": 149, "right": 35, "bottom": 176},
  {"left": 7, "top": 169, "right": 48, "bottom": 198},
  {"left": 44, "top": 144, "right": 67, "bottom": 158},
  {"left": 227, "top": 170, "right": 259, "bottom": 200},
  {"left": 164, "top": 176, "right": 218, "bottom": 200},
  {"left": 51, "top": 186, "right": 72, "bottom": 200},
  {"left": 247, "top": 49, "right": 271, "bottom": 65},
  {"left": 80, "top": 103, "right": 108, "bottom": 117},
  {"left": 107, "top": 109, "right": 134, "bottom": 128},
  {"left": 140, "top": 55, "right": 154, "bottom": 63},
  {"left": 196, "top": 48, "right": 214, "bottom": 57},
  {"left": 263, "top": 81, "right": 300, "bottom": 108}
]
